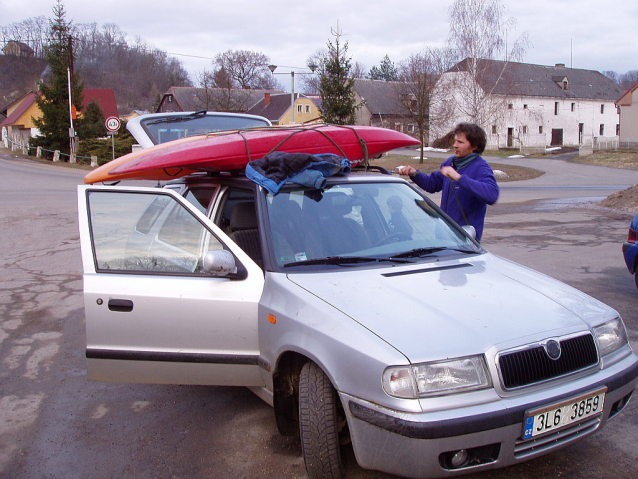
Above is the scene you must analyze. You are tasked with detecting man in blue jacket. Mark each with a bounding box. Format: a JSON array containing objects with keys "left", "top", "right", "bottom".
[{"left": 399, "top": 123, "right": 499, "bottom": 241}]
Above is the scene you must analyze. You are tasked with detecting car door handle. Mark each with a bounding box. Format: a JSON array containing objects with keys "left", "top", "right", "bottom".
[{"left": 108, "top": 299, "right": 134, "bottom": 312}]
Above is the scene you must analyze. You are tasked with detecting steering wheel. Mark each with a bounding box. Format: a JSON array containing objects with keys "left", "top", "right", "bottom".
[{"left": 375, "top": 232, "right": 412, "bottom": 246}]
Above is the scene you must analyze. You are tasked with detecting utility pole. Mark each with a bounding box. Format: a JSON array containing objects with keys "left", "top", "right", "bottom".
[{"left": 68, "top": 35, "right": 78, "bottom": 155}]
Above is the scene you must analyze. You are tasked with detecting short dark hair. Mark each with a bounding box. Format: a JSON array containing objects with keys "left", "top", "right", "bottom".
[{"left": 454, "top": 123, "right": 487, "bottom": 154}]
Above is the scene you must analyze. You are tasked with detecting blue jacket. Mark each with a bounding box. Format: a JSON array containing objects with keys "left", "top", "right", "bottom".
[{"left": 411, "top": 156, "right": 499, "bottom": 241}]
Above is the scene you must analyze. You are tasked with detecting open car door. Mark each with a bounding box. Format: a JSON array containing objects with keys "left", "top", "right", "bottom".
[{"left": 77, "top": 185, "right": 265, "bottom": 386}]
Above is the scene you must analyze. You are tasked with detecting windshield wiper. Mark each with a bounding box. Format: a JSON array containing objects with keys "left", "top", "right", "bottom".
[
  {"left": 390, "top": 247, "right": 477, "bottom": 259},
  {"left": 283, "top": 256, "right": 413, "bottom": 268},
  {"left": 145, "top": 110, "right": 207, "bottom": 125}
]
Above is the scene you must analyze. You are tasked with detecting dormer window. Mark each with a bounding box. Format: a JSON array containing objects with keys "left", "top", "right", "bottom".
[{"left": 553, "top": 76, "right": 569, "bottom": 90}]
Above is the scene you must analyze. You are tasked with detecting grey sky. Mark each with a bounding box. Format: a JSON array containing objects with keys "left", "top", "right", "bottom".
[{"left": 2, "top": 0, "right": 636, "bottom": 84}]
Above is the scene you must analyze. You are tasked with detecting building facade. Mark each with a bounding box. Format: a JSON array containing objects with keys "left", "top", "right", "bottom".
[{"left": 432, "top": 59, "right": 623, "bottom": 151}]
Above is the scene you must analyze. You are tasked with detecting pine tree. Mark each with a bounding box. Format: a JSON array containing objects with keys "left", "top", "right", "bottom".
[
  {"left": 369, "top": 55, "right": 399, "bottom": 81},
  {"left": 33, "top": 0, "right": 84, "bottom": 155},
  {"left": 318, "top": 27, "right": 356, "bottom": 125}
]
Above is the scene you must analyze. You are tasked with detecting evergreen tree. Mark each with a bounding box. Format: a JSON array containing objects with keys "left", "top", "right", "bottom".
[
  {"left": 33, "top": 0, "right": 83, "bottom": 155},
  {"left": 78, "top": 100, "right": 107, "bottom": 139},
  {"left": 369, "top": 55, "right": 399, "bottom": 81},
  {"left": 318, "top": 27, "right": 356, "bottom": 125}
]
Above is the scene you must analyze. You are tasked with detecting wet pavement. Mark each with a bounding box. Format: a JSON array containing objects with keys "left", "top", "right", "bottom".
[{"left": 1, "top": 150, "right": 637, "bottom": 479}]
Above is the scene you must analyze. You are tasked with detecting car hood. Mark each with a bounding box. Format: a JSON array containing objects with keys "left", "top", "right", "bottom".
[{"left": 287, "top": 253, "right": 616, "bottom": 363}]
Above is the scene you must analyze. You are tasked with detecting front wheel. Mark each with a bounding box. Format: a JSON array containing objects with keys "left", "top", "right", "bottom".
[{"left": 299, "top": 361, "right": 346, "bottom": 479}]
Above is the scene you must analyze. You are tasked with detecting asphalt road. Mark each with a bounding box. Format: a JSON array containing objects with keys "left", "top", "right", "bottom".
[{"left": 1, "top": 149, "right": 637, "bottom": 479}]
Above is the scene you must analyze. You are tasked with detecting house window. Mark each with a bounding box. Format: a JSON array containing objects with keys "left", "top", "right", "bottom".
[
  {"left": 491, "top": 125, "right": 497, "bottom": 134},
  {"left": 167, "top": 95, "right": 173, "bottom": 103},
  {"left": 571, "top": 103, "right": 575, "bottom": 112},
  {"left": 305, "top": 104, "right": 311, "bottom": 113},
  {"left": 600, "top": 104, "right": 605, "bottom": 114},
  {"left": 599, "top": 124, "right": 604, "bottom": 136},
  {"left": 554, "top": 102, "right": 559, "bottom": 115},
  {"left": 508, "top": 104, "right": 513, "bottom": 109},
  {"left": 523, "top": 104, "right": 528, "bottom": 109},
  {"left": 407, "top": 124, "right": 416, "bottom": 133},
  {"left": 523, "top": 126, "right": 528, "bottom": 134},
  {"left": 539, "top": 126, "right": 544, "bottom": 134},
  {"left": 297, "top": 104, "right": 303, "bottom": 113},
  {"left": 616, "top": 124, "right": 620, "bottom": 135}
]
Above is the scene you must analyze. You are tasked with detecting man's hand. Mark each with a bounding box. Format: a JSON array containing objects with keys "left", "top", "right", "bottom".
[
  {"left": 440, "top": 166, "right": 461, "bottom": 181},
  {"left": 398, "top": 165, "right": 417, "bottom": 177}
]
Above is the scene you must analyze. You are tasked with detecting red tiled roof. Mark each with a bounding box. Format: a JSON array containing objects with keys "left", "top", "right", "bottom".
[
  {"left": 82, "top": 89, "right": 119, "bottom": 119},
  {"left": 0, "top": 92, "right": 37, "bottom": 127}
]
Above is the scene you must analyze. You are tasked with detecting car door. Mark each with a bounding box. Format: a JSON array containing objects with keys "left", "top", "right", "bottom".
[{"left": 77, "top": 184, "right": 265, "bottom": 386}]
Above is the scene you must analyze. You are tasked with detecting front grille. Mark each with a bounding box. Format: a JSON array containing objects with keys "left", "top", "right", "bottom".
[{"left": 499, "top": 333, "right": 598, "bottom": 389}]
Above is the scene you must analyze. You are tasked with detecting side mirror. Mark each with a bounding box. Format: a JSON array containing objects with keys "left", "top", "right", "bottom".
[
  {"left": 462, "top": 225, "right": 477, "bottom": 240},
  {"left": 203, "top": 250, "right": 237, "bottom": 276}
]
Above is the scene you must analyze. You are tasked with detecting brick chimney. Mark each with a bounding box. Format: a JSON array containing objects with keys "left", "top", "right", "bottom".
[{"left": 264, "top": 93, "right": 271, "bottom": 106}]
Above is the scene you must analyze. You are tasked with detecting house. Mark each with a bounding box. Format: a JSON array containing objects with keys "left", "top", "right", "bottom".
[
  {"left": 246, "top": 92, "right": 322, "bottom": 125},
  {"left": 1, "top": 88, "right": 118, "bottom": 145},
  {"left": 2, "top": 40, "right": 35, "bottom": 58},
  {"left": 617, "top": 82, "right": 638, "bottom": 147},
  {"left": 156, "top": 86, "right": 283, "bottom": 114},
  {"left": 431, "top": 58, "right": 624, "bottom": 150},
  {"left": 121, "top": 110, "right": 150, "bottom": 122},
  {"left": 353, "top": 79, "right": 420, "bottom": 139},
  {"left": 82, "top": 89, "right": 119, "bottom": 120},
  {"left": 0, "top": 91, "right": 41, "bottom": 143}
]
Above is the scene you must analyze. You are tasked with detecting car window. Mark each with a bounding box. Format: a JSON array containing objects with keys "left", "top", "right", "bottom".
[
  {"left": 87, "top": 190, "right": 224, "bottom": 274},
  {"left": 183, "top": 187, "right": 218, "bottom": 215},
  {"left": 140, "top": 115, "right": 270, "bottom": 145}
]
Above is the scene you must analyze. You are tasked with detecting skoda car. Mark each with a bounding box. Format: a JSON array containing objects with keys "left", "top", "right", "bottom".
[{"left": 77, "top": 162, "right": 638, "bottom": 479}]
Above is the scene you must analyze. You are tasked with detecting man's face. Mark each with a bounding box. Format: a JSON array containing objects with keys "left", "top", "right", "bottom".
[{"left": 453, "top": 132, "right": 476, "bottom": 158}]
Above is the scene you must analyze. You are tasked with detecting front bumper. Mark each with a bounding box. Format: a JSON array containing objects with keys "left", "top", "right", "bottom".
[{"left": 342, "top": 355, "right": 638, "bottom": 479}]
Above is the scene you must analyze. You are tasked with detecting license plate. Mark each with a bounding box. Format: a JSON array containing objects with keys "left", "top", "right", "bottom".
[{"left": 523, "top": 387, "right": 607, "bottom": 440}]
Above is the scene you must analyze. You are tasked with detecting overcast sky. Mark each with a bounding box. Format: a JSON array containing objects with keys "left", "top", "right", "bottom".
[{"left": 2, "top": 0, "right": 637, "bottom": 86}]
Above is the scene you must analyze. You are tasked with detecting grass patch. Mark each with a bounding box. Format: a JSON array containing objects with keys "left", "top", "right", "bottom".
[
  {"left": 371, "top": 154, "right": 543, "bottom": 182},
  {"left": 569, "top": 149, "right": 638, "bottom": 170}
]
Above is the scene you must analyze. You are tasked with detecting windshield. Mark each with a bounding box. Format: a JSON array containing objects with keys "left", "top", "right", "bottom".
[
  {"left": 266, "top": 181, "right": 480, "bottom": 270},
  {"left": 139, "top": 113, "right": 270, "bottom": 145}
]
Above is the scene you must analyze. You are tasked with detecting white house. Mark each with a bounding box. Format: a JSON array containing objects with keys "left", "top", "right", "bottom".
[{"left": 432, "top": 58, "right": 624, "bottom": 151}]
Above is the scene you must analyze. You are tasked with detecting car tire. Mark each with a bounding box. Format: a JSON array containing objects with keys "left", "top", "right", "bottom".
[{"left": 299, "top": 361, "right": 346, "bottom": 479}]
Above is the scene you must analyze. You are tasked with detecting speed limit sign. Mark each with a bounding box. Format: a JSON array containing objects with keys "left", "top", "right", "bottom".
[{"left": 105, "top": 116, "right": 121, "bottom": 132}]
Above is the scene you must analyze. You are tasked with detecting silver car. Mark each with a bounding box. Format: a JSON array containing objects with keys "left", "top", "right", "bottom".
[{"left": 78, "top": 170, "right": 638, "bottom": 479}]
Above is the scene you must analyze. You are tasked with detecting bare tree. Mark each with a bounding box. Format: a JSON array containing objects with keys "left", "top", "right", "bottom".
[
  {"left": 0, "top": 16, "right": 49, "bottom": 57},
  {"left": 194, "top": 67, "right": 254, "bottom": 112},
  {"left": 299, "top": 49, "right": 326, "bottom": 95},
  {"left": 397, "top": 49, "right": 455, "bottom": 162},
  {"left": 439, "top": 0, "right": 529, "bottom": 132},
  {"left": 214, "top": 50, "right": 278, "bottom": 89}
]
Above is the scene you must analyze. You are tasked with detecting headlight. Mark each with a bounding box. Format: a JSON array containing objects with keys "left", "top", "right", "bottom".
[
  {"left": 595, "top": 317, "right": 629, "bottom": 357},
  {"left": 383, "top": 355, "right": 492, "bottom": 399}
]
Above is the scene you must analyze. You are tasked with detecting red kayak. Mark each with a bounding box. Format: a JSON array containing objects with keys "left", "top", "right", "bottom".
[{"left": 84, "top": 124, "right": 420, "bottom": 184}]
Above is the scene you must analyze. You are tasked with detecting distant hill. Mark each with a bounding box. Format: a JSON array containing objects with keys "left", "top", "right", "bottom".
[
  {"left": 0, "top": 55, "right": 47, "bottom": 106},
  {"left": 1, "top": 44, "right": 192, "bottom": 113}
]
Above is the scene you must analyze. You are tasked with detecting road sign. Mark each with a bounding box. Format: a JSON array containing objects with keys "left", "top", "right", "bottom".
[{"left": 105, "top": 116, "right": 121, "bottom": 132}]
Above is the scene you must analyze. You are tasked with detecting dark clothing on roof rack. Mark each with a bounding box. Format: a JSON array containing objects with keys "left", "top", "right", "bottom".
[{"left": 246, "top": 151, "right": 350, "bottom": 195}]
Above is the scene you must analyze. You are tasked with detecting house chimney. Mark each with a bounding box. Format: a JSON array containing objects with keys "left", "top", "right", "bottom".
[
  {"left": 264, "top": 93, "right": 270, "bottom": 106},
  {"left": 555, "top": 63, "right": 566, "bottom": 68}
]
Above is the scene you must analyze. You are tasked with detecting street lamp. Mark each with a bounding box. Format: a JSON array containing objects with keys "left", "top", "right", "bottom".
[{"left": 268, "top": 64, "right": 317, "bottom": 124}]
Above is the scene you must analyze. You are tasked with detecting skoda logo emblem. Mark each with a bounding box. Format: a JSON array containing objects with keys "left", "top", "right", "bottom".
[{"left": 544, "top": 339, "right": 562, "bottom": 360}]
